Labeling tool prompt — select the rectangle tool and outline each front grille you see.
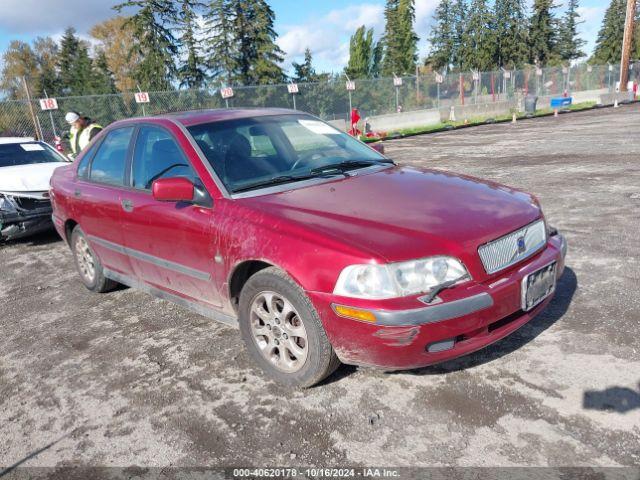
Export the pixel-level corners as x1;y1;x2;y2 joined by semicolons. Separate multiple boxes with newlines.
14;197;51;211
478;220;546;274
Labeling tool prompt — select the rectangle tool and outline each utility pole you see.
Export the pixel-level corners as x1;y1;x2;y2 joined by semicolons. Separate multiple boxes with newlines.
619;0;637;92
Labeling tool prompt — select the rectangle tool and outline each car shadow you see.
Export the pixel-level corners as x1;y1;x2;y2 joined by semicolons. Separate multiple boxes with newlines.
316;364;358;387
1;229;62;247
395;266;578;376
583;384;640;413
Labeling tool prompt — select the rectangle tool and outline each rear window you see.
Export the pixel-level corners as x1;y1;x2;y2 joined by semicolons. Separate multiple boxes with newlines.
0;142;64;167
88;127;134;186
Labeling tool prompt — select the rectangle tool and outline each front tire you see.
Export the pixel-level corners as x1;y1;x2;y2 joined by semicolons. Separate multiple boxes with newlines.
238;267;340;388
71;226;117;293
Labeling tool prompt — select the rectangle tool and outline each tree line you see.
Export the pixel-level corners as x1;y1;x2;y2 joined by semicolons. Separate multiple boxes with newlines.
0;0;637;101
426;0;640;73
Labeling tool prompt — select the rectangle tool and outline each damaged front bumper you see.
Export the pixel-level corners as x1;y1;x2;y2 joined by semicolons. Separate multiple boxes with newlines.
0;192;54;241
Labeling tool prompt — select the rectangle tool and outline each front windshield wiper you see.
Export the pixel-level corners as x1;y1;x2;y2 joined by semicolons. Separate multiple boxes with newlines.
232;172;342;194
310;159;394;175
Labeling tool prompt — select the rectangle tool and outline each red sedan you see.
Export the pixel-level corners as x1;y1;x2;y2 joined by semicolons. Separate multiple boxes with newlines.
50;109;567;387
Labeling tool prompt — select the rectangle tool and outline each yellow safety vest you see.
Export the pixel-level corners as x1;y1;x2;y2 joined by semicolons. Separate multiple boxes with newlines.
70;123;103;156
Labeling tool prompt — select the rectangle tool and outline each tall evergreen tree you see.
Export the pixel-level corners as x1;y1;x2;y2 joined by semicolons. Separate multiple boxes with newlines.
382;0;418;75
57;27;81;93
346;26;375;79
292;48;317;83
57;29;95;95
557;0;586;62
494;0;529;69
91;50;118;94
370;40;384;77
204;0;237;85
528;0;560;66
459;0;496;71
591;0;626;64
114;0;179;90
71;43;96;95
427;0;455;71
451;0;467;67
233;0;285;85
178;0;206;88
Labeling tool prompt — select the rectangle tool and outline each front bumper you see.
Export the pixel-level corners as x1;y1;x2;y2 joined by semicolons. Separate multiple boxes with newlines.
0;197;54;241
309;234;567;369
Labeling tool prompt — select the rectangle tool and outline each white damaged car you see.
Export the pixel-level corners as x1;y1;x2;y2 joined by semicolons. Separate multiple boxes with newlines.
0;137;69;241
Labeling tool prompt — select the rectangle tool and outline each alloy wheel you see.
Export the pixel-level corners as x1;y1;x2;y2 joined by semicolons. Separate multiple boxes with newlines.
249;291;309;373
75;235;96;284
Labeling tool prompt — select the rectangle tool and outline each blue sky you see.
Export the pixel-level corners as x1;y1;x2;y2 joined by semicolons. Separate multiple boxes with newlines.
0;0;608;74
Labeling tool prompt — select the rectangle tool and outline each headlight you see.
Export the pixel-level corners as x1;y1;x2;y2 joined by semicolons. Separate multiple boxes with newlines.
0;195;18;213
333;256;469;299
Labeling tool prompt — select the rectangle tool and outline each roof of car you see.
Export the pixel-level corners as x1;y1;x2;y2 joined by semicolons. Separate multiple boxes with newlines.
0;137;36;144
159;108;300;127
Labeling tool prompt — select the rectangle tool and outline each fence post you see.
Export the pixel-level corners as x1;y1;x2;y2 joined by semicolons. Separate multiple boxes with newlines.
491;73;495;103
415;65;420;105
22;76;42;141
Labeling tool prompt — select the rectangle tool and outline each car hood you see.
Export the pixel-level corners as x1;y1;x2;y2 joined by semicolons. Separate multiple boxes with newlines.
0;162;67;196
239;166;542;263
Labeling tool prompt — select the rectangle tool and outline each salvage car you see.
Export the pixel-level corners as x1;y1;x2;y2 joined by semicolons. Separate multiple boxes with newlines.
0;137;69;241
49;109;567;387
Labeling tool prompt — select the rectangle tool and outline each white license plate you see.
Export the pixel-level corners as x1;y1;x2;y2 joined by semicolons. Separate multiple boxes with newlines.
521;262;557;311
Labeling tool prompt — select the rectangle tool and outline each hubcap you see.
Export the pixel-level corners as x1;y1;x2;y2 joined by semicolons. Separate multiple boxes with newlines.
249;291;309;373
75;235;96;283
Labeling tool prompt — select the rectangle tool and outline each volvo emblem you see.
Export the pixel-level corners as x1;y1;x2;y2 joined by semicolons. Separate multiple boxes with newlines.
517;236;526;254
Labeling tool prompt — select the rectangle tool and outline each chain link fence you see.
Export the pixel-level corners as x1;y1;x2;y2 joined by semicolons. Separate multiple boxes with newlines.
0;63;631;145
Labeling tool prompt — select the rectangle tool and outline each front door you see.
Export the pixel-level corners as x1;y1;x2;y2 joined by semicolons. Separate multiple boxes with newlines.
119;125;221;306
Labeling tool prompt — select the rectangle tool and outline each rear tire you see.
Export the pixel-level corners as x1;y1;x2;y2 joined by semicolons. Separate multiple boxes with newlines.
71;226;117;293
238;267;340;388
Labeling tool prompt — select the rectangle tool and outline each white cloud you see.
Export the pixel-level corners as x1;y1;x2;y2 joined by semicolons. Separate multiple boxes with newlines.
415;0;440;59
277;0;442;73
577;6;606;56
277;3;384;73
0;0;125;35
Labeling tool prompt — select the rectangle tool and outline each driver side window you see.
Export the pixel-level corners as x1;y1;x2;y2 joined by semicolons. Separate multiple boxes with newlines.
131;126;196;190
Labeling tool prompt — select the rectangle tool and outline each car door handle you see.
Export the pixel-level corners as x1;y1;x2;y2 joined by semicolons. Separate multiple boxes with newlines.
121;199;134;212
74;189;81;197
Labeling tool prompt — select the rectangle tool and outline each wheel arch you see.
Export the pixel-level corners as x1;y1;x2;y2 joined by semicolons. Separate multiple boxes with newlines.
228;259;310;314
64;219;78;246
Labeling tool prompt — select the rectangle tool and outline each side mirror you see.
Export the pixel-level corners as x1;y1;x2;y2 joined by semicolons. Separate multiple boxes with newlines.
152;177;194;202
370;142;385;154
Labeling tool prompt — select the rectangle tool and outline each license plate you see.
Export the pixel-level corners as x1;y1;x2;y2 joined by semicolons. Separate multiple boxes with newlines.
521;262;557;311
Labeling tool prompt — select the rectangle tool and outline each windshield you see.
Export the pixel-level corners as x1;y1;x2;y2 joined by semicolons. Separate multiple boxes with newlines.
187;114;390;193
0;142;65;168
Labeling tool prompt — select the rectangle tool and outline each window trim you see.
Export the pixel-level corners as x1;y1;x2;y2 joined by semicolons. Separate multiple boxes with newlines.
128;122;200;194
85;125;137;188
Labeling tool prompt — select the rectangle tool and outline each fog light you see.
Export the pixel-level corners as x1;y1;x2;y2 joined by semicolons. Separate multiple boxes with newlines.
333;305;377;323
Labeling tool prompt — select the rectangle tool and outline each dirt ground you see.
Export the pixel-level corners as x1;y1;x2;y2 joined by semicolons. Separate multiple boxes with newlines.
1;105;639;471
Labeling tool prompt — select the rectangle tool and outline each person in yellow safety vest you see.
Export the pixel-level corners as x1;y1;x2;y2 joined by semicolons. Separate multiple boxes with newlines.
65;111;103;159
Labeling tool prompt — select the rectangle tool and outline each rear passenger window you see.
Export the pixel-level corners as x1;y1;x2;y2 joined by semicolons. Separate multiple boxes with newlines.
77;141;100;178
131;126;196;190
89;127;134;186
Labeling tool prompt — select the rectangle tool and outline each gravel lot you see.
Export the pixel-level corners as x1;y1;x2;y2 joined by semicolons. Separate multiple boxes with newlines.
1;105;639;471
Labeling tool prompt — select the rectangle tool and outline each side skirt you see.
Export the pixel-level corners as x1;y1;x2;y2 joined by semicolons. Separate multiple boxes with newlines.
103;267;239;328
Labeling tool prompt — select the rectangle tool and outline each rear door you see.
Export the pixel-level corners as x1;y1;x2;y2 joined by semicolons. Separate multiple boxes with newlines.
74;126;136;276
119;125;221;306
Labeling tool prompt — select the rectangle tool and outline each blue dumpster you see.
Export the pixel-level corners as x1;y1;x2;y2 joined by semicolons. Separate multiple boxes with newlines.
550;97;573;109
